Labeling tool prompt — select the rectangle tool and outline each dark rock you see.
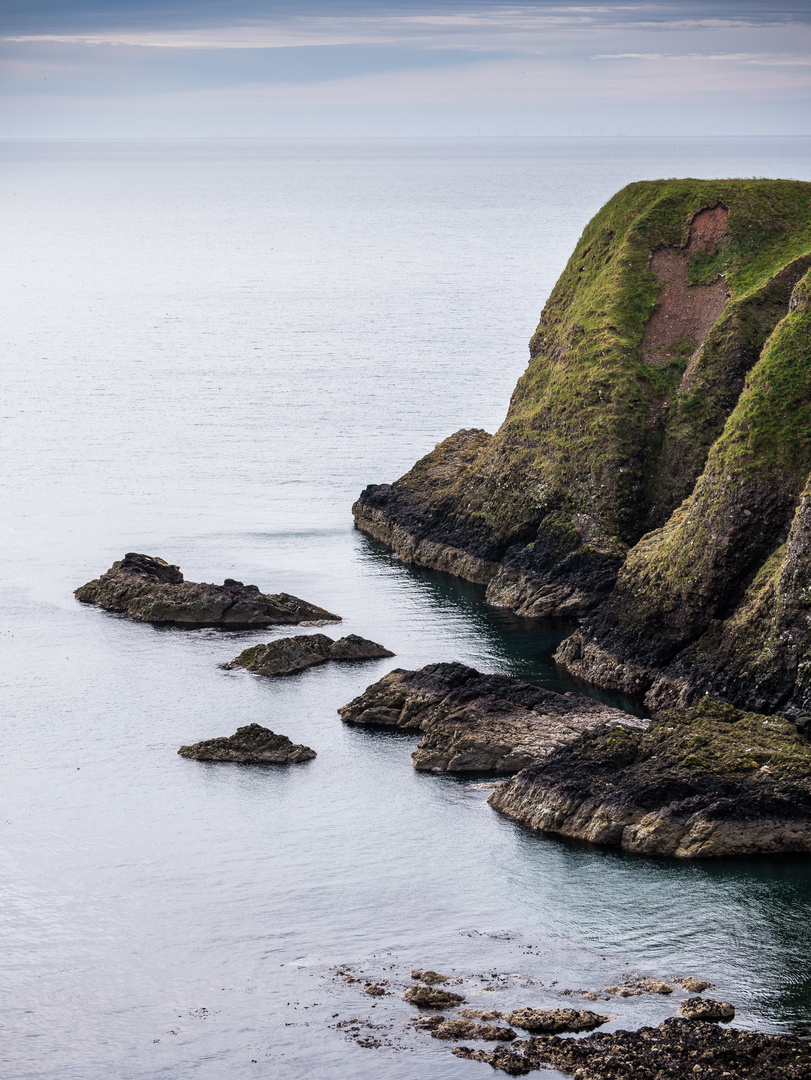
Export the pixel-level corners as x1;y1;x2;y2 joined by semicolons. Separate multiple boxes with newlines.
224;633;393;676
452;1016;811;1078
679;997;735;1022
674;977;711;994
506;1008;609;1034
178;724;316;764
339;662;644;775
75;554;340;628
488;699;811;856
411;969;448;984
403;985;465;1008
430;1018;516;1042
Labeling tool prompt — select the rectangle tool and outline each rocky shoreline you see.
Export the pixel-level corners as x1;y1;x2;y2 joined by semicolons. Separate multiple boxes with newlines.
75;552;340;628
339;662;645;774
488;699;811;856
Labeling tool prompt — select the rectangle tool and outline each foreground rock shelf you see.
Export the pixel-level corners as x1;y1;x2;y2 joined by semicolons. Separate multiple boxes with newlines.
75;552;340;628
452;1016;811;1078
489;699;811;857
224;633;393;676
339;662;646;774
178;723;316;764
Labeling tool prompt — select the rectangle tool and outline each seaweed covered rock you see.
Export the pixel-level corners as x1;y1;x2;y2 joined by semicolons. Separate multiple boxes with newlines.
506;1008;609;1034
75;553;340;628
428;1017;516;1042
224;633;393;676
353;180;811;715
338;662;644;775
488;699;811;857
679;997;735;1022
178;724;316;764
452;1016;811;1078
403;984;465;1008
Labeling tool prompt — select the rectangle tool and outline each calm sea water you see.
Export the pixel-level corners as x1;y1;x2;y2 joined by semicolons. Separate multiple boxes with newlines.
3;138;811;1079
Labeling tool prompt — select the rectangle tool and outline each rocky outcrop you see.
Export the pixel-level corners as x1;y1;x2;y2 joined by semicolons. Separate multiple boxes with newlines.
338;662;645;775
178;724;316;764
452;1016;811;1078
488;699;811;857
679;998;735;1022
223;633;393;676
422;1016;516;1042
404;985;465;1008
352;180;811;715
506;1009;609;1034
75;553;340;628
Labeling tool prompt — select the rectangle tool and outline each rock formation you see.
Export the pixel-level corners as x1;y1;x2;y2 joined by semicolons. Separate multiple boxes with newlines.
488;699;811;856
178;724;316;764
452;1016;811;1078
75;553;340;628
505;1008;609;1034
352;180;811;717
338;662;645;774
224;633;393;676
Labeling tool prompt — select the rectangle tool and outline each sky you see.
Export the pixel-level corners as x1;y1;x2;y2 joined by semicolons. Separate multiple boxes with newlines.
2;1;810;137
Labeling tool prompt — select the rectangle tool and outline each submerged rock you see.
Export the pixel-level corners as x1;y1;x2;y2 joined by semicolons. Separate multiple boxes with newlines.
506;1008;609;1034
411;969;448;985
488;699;811;856
452;1015;811;1078
75;553;340;628
178;724;316;764
224;633;393;676
339;662;645;775
674;976;711;994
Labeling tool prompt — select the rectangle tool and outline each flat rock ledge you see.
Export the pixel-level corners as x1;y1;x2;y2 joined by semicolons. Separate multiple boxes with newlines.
223;633;393;676
75;552;340;628
452;1016;811;1078
178;724;316;764
338;662;645;775
489;698;811;857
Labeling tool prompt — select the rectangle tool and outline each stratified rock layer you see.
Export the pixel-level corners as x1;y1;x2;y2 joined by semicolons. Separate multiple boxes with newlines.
452;1016;811;1078
224;633;393;676
75;553;340;628
338;662;645;775
178;724;316;764
488;699;811;856
352;180;811;716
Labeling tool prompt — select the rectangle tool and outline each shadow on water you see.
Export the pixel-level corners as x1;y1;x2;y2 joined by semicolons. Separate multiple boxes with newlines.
358;534;648;717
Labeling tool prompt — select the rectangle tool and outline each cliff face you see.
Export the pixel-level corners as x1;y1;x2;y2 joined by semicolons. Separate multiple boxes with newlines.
354;179;811;715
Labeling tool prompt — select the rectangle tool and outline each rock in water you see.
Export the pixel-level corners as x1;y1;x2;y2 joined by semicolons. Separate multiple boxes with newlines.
403;985;465;1008
224;633;393;676
339;662;645;775
506;1009;609;1034
453;1016;811;1078
488;699;811;857
351;180;811;719
178;724;316;764
679;998;735;1022
75;553;340;628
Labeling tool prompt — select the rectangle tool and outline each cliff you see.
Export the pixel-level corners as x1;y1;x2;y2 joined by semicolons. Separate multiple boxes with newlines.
353;180;811;715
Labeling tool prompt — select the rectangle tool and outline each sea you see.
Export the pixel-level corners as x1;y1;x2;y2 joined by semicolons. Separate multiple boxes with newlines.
3;137;811;1079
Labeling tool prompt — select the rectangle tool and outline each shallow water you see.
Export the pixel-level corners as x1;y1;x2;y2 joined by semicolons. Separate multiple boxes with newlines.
3;138;811;1078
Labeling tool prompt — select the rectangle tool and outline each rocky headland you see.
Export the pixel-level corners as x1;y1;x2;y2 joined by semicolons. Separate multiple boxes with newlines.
488;698;811;856
224;633;393;676
352;179;811;719
339;662;645;774
178;723;316;764
75;552;340;628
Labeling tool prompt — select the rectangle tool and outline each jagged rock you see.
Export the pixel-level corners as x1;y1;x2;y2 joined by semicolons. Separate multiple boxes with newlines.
460;1009;504;1020
339;662;644;775
223;633;393;676
75;553;340;628
411;969;448;984
178;724;316;764
352;180;811;716
430;1018;516;1041
403;985;465;1008
489;699;811;856
506;1008;609;1034
679;997;735;1022
674;976;711;993
452;1016;811;1078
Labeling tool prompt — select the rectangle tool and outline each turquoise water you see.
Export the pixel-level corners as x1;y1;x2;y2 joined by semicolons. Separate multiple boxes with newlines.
3;138;811;1078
